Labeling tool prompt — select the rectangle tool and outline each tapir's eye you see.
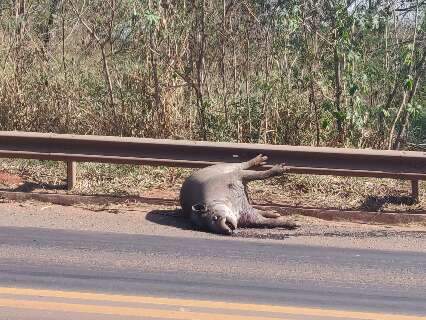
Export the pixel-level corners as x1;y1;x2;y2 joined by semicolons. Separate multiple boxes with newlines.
212;215;218;221
192;203;207;213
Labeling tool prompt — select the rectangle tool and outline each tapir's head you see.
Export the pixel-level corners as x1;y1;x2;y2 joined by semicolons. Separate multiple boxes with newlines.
190;202;238;235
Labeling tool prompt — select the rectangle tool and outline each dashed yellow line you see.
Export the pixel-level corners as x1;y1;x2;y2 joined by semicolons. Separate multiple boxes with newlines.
0;298;287;320
0;287;424;320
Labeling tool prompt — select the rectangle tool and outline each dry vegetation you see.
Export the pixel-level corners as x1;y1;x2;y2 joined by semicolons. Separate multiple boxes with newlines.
0;0;424;147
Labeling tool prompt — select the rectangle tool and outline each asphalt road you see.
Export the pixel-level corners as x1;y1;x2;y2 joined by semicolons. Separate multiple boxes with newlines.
0;226;425;319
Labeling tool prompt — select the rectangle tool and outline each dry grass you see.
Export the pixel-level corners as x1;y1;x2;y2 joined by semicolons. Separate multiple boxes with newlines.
0;158;424;213
0;159;188;195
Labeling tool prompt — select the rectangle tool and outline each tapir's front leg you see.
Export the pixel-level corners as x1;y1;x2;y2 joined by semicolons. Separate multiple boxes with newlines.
258;210;281;218
240;163;289;182
240;209;298;230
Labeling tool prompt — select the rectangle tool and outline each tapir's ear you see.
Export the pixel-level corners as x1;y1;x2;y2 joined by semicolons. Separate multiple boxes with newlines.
192;203;207;213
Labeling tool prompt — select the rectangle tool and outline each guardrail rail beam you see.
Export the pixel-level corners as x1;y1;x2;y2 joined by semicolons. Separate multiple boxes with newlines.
0;132;425;199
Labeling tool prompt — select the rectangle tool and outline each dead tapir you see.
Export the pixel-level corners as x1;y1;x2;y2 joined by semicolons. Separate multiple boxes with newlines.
180;154;298;235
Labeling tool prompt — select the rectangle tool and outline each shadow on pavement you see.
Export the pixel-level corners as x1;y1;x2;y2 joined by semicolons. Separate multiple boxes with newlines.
359;195;416;212
9;181;66;192
145;209;293;240
145;209;194;231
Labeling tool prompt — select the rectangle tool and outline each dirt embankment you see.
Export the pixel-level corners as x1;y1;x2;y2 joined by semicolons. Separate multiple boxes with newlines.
1;159;425;234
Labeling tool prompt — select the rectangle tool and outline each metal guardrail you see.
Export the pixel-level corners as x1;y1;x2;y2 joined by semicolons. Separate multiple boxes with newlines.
0;131;424;198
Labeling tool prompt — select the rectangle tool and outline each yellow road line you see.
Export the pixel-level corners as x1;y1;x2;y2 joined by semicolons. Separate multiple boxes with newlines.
0;298;288;320
0;287;424;320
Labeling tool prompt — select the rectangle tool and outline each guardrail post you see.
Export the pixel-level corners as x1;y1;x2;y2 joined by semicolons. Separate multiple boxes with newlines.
411;180;419;203
66;161;76;190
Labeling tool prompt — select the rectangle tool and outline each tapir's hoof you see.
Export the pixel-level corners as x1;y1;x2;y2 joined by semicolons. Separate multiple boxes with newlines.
253;154;268;166
271;163;290;174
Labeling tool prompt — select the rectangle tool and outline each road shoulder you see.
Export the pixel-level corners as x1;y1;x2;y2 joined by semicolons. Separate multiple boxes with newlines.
0;200;425;252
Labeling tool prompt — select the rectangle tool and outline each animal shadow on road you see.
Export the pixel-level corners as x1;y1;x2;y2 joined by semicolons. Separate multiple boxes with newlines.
146;209;194;231
146;209;292;240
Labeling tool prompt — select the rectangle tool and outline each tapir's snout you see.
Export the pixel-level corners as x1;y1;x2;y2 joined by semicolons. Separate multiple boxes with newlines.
190;202;238;235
